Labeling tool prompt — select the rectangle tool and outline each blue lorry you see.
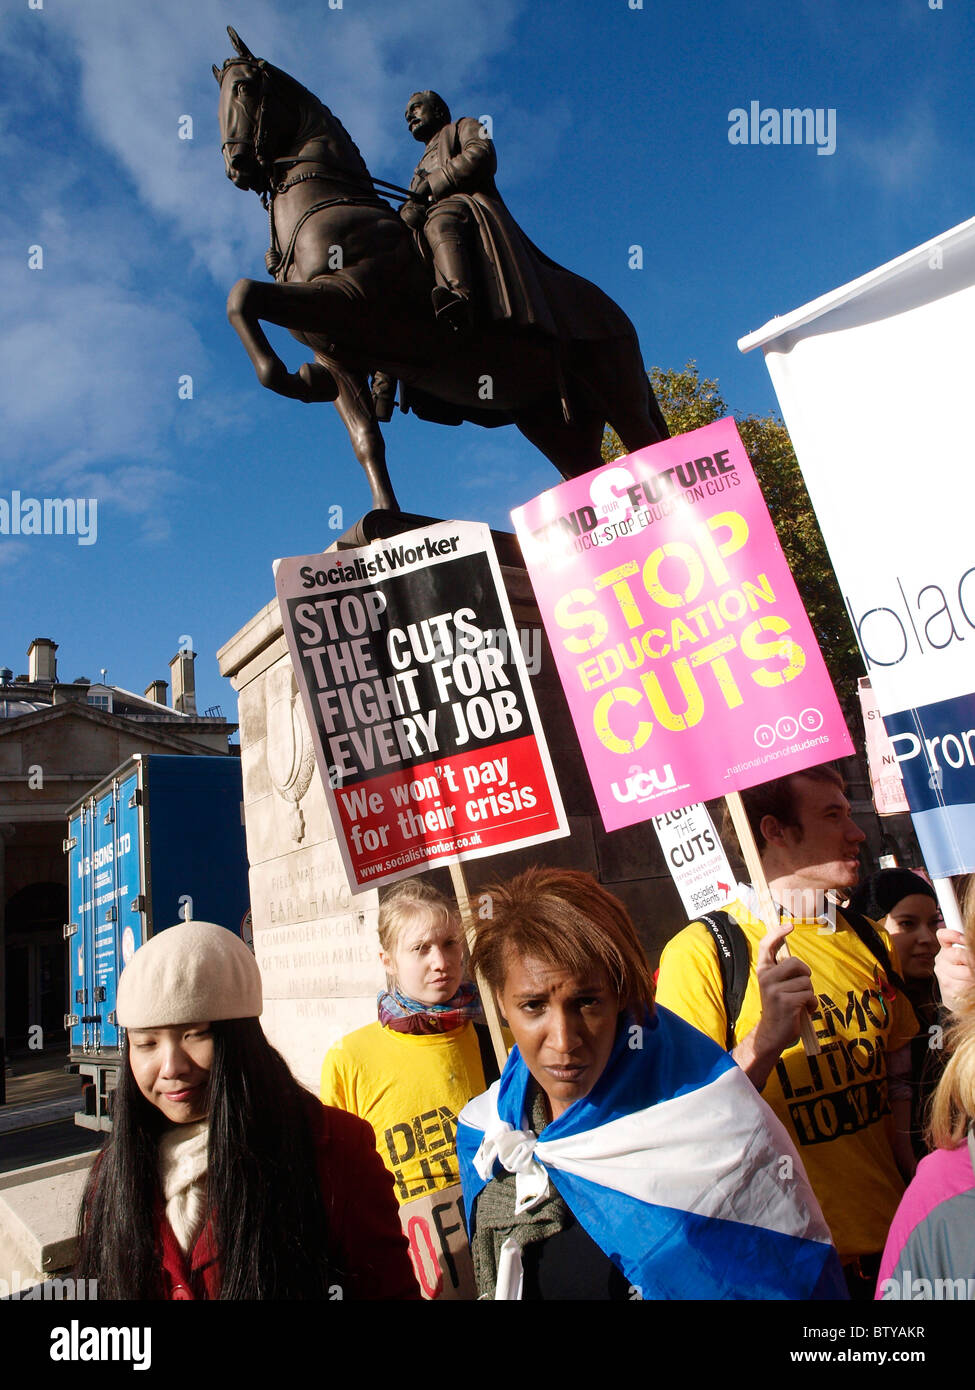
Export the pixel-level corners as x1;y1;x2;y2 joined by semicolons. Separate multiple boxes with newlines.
64;754;251;1130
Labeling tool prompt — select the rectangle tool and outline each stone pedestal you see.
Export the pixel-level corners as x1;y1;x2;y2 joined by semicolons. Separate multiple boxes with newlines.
218;597;383;1091
218;538;682;1092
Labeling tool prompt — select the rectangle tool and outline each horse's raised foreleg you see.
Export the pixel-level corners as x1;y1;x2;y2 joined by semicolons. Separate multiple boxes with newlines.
226;277;343;402
228;279;401;510
327;360;400;512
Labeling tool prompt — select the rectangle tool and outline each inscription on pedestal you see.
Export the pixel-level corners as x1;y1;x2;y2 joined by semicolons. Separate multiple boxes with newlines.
250;847;384;998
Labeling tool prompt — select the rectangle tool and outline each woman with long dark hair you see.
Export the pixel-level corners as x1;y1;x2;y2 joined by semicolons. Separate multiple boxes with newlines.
75;919;419;1300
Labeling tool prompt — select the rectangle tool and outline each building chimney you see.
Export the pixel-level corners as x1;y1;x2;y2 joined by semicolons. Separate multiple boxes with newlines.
144;679;168;705
169;649;197;715
28;638;58;684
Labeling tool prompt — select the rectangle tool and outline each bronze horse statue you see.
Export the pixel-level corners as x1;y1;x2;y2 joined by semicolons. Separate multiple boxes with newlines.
215;28;669;512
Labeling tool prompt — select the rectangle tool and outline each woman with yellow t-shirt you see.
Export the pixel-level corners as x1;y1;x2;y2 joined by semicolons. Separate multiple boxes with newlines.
321;879;498;1299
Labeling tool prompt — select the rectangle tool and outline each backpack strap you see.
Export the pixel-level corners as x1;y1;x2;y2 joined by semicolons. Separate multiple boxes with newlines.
697;911;750;1052
840;906;911;996
698;904;914;1055
839;905;918;1020
474;1021;502;1087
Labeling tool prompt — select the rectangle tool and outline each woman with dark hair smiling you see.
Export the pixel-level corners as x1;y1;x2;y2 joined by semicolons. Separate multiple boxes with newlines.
75;919;419;1300
457;867;847;1301
849;868;944;1163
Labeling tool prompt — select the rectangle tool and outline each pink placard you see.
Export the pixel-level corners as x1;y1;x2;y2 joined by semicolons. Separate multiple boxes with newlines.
512;419;853;830
857;677;910;817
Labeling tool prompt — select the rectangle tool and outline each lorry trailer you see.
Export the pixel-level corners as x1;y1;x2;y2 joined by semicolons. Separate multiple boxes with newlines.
64;754;250;1129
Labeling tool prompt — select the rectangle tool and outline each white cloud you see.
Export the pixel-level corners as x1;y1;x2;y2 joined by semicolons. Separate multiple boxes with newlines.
0;236;223;543
2;0;566;541
49;0;526;283
0;540;30;569
845;106;938;192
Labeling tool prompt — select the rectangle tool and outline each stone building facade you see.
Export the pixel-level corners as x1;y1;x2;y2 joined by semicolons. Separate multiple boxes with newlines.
0;638;237;1065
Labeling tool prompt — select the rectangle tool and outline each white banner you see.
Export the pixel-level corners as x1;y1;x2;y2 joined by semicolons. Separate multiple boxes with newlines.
739;217;975;716
740;218;975;875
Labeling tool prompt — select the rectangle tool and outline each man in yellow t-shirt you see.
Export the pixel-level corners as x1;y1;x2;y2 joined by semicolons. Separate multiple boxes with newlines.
656;765;917;1292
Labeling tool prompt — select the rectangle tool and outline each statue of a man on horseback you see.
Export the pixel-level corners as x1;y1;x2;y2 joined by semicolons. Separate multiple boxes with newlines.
215;27;669;516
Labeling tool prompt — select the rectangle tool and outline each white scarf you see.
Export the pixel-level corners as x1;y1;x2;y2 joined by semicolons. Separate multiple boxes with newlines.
158;1120;209;1254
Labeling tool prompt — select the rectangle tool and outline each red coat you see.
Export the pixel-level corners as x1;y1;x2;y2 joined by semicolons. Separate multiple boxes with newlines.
157;1099;420;1300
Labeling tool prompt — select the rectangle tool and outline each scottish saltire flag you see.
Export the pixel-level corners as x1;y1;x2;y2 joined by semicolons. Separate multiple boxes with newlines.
457;1007;846;1300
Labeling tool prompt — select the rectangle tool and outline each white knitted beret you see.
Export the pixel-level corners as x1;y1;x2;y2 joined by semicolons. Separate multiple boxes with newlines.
116;920;262;1028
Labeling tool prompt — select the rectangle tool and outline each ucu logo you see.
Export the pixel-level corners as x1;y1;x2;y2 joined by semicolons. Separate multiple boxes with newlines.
610;763;677;803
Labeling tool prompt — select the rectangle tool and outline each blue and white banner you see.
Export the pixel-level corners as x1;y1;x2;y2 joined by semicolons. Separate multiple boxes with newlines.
457;1007;845;1300
740;215;975;875
884;691;975;878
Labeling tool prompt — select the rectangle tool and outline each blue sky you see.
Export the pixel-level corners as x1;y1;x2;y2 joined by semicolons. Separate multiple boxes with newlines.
1;0;969;720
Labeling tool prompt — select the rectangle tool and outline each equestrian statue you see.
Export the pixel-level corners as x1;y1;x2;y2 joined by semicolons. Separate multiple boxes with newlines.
215;27;669;513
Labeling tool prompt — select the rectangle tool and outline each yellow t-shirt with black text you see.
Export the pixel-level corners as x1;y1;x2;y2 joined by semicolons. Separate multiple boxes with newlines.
321;1021;487;1205
656;898;918;1260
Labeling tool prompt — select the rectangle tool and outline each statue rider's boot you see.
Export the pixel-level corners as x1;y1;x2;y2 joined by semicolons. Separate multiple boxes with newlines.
431;240;474;335
431;286;473;334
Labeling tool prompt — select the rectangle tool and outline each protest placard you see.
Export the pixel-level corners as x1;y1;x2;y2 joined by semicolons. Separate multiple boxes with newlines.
858;677;909;817
399;1185;476;1302
740;216;975;876
651;803;735;919
512;418;852;831
274;521;568;891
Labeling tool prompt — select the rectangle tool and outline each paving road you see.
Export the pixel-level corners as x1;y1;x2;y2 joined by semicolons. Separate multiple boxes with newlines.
0;1118;101;1175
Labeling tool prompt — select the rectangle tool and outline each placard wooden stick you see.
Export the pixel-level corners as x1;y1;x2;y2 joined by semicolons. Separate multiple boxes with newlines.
724;791;820;1057
449;860;509;1070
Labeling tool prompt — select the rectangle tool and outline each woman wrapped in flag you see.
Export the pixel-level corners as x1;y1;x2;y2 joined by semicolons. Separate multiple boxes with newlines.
457;867;847;1300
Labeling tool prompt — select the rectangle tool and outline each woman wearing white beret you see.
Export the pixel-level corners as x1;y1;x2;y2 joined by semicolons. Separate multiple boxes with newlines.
75;919;420;1300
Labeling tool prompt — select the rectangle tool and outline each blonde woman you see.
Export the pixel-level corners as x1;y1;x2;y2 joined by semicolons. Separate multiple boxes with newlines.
321;879;498;1298
876;877;975;1299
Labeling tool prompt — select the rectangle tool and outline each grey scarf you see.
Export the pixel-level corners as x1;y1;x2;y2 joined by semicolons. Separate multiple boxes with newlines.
470;1084;572;1299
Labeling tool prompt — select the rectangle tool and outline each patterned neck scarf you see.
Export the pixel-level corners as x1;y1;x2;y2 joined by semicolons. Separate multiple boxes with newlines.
158;1119;209;1254
378;981;482;1035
